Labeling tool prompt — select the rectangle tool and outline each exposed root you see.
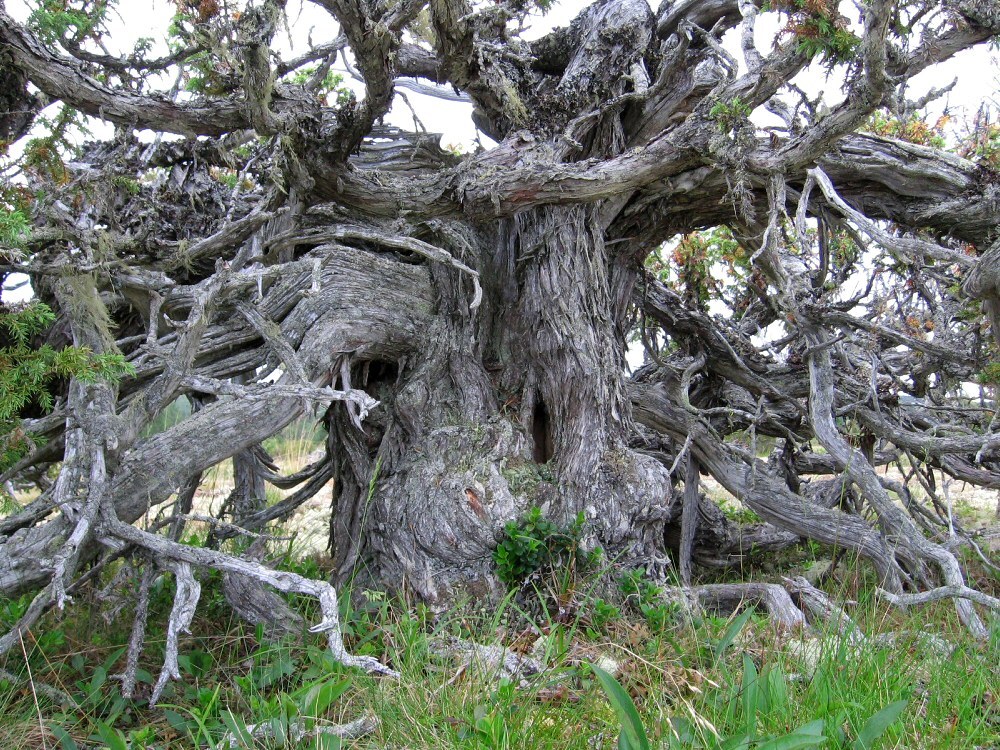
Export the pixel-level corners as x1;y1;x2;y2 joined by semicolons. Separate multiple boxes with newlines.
102;513;400;696
0;667;74;707
114;566;154;701
657;577;868;646
223;712;379;748
782;576;865;646
221;538;305;641
150;562;201;705
876;584;1000;612
0;583;58;658
689;583;806;630
428;636;546;688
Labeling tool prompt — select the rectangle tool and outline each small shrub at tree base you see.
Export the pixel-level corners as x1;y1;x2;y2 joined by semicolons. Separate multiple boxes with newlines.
618;568;682;632
493;507;589;586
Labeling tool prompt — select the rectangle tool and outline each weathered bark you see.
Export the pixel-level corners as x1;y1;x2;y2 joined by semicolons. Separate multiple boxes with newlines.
306;0;676;602
322;206;672;603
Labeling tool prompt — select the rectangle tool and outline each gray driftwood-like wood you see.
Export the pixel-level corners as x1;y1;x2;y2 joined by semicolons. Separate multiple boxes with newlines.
1;0;999;678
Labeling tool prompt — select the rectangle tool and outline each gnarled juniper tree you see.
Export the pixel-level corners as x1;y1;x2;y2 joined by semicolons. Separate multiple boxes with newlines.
1;0;1000;689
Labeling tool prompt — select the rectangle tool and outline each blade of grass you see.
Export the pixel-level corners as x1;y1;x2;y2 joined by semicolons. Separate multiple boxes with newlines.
590;663;650;750
852;700;907;750
714;609;754;665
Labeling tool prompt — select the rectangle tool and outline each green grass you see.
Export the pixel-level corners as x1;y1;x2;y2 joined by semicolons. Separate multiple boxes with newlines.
263;419;326;471
0;552;996;750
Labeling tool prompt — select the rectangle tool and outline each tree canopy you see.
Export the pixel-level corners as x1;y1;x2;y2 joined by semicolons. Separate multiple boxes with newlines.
1;0;1000;697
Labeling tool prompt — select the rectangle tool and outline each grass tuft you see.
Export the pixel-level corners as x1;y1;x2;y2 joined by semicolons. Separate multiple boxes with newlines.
0;552;996;749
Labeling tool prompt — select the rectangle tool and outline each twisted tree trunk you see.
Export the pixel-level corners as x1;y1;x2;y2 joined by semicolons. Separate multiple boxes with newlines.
326;205;672;602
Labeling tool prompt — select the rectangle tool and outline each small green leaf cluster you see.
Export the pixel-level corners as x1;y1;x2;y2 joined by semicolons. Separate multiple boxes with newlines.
165;7;236;97
828;227;861;270
21;106;86;185
865;110;948;148
793;18;860;64
456;681;517;748
182;51;235;96
286;66;354;106
655;225;745;310
763;0;860;66
719;498;762;525
952;295;982;324
587;597;622;631
493;507;588;586
709;97;752;134
959;109;1000;170
111;175;141;195
0;184;34;250
977;361;1000;386
209;166;242;189
618;568;681;632
24;136;70;184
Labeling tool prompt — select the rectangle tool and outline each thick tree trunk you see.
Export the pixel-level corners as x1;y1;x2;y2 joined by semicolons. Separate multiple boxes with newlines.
317;0;675;603
326;208;672;604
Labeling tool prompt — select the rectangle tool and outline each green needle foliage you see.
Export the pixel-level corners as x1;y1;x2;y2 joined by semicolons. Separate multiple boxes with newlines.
27;0;113;46
0;300;133;480
0;209;30;247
